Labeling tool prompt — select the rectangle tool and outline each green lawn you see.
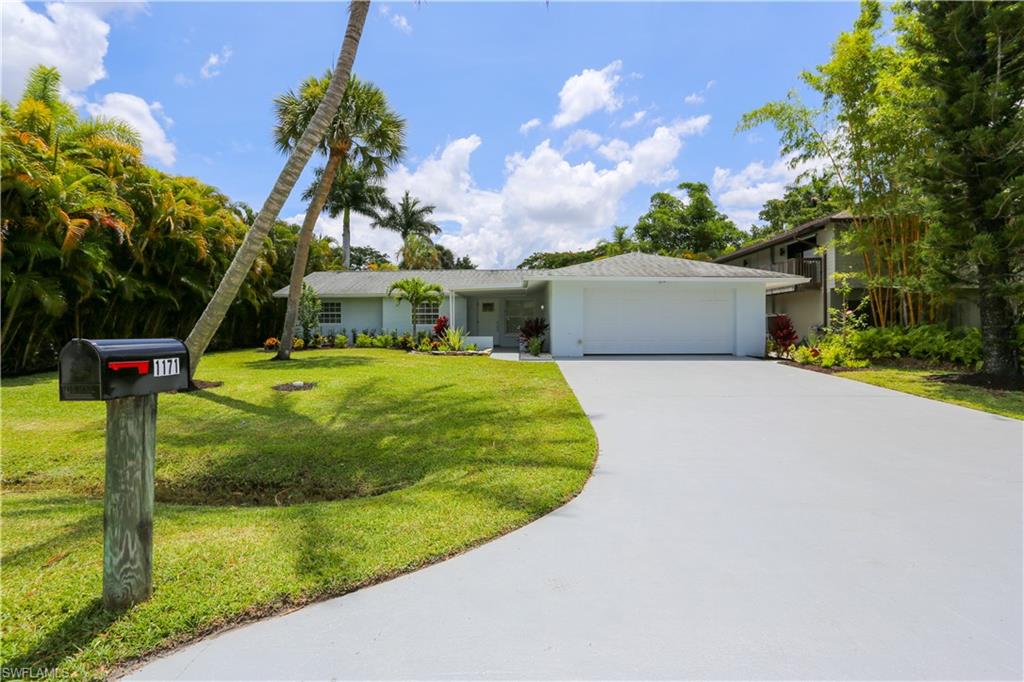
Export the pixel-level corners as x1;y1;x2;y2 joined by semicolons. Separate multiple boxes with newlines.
0;349;597;677
839;367;1024;420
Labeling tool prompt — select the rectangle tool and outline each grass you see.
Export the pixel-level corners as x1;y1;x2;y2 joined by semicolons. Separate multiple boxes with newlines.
0;348;597;677
837;366;1024;420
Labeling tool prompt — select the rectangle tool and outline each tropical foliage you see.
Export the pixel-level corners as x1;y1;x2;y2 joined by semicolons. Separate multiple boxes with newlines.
0;67;293;374
385;276;444;331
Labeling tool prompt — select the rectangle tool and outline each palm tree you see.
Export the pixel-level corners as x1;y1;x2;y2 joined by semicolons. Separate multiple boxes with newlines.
373;191;441;240
398;234;442;269
273;74;405;360
386;276;444;332
304;163;389;265
185;1;371;374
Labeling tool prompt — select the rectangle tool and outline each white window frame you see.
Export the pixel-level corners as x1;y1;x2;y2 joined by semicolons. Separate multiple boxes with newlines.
414;301;440;325
319;301;343;325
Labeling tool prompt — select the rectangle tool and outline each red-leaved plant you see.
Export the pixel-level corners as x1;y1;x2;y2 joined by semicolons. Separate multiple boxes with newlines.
433;315;449;337
769;314;799;356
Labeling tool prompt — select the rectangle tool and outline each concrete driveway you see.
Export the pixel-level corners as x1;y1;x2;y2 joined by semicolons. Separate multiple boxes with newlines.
133;358;1022;680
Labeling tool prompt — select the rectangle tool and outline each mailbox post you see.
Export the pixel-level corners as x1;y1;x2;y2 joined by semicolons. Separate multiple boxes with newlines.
59;338;189;610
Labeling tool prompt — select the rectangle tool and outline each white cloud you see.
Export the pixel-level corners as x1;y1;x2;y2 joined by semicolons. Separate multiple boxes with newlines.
390;14;412;34
519;118;541;135
684;79;716;106
1;1;110;101
86;93;177;166
711;153;824;227
621;110;647;128
173;73;193;87
326;115;710;268
552;60;623;129
562;129;602;152
200;46;233;79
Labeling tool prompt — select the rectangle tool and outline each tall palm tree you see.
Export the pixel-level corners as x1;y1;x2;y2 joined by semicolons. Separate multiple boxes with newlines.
386;276;444;332
273;74;405;360
185;0;371;374
303;163;389;265
373;191;441;240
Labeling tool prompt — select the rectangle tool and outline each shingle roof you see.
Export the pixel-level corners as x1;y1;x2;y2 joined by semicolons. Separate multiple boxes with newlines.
533;251;794;279
273;269;528;297
714;211;855;263
274;252;801;298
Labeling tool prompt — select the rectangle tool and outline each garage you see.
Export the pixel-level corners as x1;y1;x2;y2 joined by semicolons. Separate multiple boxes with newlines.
582;284;735;354
539;252;807;358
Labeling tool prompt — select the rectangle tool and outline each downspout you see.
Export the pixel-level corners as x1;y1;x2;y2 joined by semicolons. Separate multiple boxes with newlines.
450;291;455;329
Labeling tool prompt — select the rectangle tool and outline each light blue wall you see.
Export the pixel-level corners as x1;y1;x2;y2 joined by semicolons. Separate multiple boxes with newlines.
317;297;383;336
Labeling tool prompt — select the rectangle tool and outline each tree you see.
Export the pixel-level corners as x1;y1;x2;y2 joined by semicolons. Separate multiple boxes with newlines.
517;248;602;270
435;244;477;269
633;182;745;257
274;72;405;360
597;225;636;256
348;245;391;270
907;1;1023;377
373;191;441;240
738;1;932;327
309;162;389;261
296;283;322;345
386;277;443;331
185;1;371;374
399;234;441;269
747;175;845;243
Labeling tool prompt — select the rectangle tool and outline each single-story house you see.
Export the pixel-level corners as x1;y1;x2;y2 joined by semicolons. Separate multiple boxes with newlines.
715;212;981;340
273;252;805;357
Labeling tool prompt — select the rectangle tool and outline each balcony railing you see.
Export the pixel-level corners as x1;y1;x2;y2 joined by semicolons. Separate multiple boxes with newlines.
770;257;822;288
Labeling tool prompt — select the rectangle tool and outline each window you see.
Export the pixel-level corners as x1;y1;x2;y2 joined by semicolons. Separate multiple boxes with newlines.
319;301;342;325
481;302;495;313
505;299;538;334
414;301;440;325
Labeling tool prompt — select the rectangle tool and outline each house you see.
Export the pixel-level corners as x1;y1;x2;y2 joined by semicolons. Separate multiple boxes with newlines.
715;211;981;340
273;252;804;357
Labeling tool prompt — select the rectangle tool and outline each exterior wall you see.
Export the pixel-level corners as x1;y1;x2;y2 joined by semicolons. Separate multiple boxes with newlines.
548;281;586;357
768;289;824;341
734;283;767;357
317;297;383;336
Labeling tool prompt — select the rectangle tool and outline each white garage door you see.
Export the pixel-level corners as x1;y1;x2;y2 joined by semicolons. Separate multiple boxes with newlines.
582;285;736;354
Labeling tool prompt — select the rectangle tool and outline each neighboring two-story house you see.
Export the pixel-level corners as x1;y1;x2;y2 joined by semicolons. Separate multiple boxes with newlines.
715;211;980;341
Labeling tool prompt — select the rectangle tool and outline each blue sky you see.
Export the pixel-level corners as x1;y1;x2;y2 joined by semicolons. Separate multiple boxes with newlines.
2;1;860;267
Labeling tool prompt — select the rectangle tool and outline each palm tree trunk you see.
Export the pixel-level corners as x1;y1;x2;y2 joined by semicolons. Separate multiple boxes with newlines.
276;149;344;359
184;0;370;376
343;206;352;268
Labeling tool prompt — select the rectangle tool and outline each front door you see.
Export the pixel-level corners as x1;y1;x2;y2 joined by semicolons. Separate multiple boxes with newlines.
478;300;498;340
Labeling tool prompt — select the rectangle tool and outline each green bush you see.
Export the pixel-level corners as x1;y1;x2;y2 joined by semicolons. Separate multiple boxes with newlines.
374;334;394;349
466;343;478;352
792;346;817;365
527;336;544;356
334;334;348;348
292;337;304;351
417;338;432;352
848;325;984;368
355;333;374;348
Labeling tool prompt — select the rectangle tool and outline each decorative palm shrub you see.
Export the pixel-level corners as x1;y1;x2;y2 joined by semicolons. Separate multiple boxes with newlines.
441;327;467;351
518;317;549;343
386;277;444;332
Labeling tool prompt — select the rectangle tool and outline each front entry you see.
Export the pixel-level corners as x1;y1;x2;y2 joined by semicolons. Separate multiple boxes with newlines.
478;300;499;340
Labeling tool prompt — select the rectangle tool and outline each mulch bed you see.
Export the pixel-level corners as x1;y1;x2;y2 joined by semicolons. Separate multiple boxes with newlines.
272;381;317;392
192;380;223;390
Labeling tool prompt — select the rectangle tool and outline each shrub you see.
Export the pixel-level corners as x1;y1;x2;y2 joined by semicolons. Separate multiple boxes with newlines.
374;334;394;349
792;345;816;365
264;337;280;351
417;338;432;352
311;333;326;348
297;283;322;344
355;333;374;348
847;325;984;368
397;333;416;351
292;337;304;351
441;327;466;352
768;315;799;357
334;334;348;348
466;343;478;352
527;336;543;356
518;317;549;342
433;316;449;337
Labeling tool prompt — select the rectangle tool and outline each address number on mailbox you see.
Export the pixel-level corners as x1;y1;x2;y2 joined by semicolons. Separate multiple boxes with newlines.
153;357;180;377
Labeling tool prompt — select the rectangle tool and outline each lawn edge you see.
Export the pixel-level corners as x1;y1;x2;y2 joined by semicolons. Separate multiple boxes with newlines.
775;360;1023;421
111;409;600;678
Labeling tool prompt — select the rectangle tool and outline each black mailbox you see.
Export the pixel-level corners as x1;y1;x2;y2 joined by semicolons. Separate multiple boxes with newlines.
59;338;190;401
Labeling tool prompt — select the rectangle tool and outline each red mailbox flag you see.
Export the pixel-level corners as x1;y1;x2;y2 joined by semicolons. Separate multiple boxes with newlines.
107;360;150;375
